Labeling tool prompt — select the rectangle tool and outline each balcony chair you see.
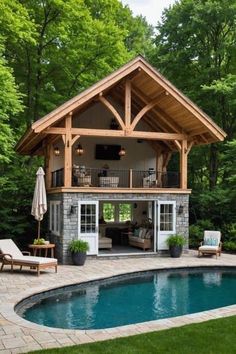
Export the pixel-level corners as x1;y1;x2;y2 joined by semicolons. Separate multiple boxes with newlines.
0;239;58;276
198;231;222;259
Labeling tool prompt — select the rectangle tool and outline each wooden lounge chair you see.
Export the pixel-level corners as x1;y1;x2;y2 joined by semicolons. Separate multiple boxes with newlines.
198;231;222;259
0;239;57;276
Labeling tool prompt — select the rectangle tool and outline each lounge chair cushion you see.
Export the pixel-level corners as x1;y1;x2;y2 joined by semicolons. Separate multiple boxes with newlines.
12;256;57;265
0;239;23;258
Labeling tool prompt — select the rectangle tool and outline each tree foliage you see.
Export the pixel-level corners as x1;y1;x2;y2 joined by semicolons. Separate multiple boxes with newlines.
150;0;236;236
0;0;153;240
0;0;235;248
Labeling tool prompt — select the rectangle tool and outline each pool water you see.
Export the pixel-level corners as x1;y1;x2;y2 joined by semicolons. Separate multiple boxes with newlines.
17;268;236;329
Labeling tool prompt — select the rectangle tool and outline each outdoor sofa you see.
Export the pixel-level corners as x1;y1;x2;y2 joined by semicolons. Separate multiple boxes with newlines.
128;228;153;251
0;239;57;276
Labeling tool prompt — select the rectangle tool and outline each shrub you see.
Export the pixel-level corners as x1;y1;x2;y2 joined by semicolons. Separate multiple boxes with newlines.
221;223;236;242
223;241;236;252
68;239;89;253
166;234;186;247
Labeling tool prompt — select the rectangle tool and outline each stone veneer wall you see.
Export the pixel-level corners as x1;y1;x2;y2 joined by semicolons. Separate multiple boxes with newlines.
48;193;189;264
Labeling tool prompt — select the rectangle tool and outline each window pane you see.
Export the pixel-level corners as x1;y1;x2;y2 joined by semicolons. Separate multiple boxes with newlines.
160;203;174;231
103;203;115;222
119;204;132;222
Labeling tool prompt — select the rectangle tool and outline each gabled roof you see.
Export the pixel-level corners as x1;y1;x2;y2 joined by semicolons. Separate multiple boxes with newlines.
16;55;226;154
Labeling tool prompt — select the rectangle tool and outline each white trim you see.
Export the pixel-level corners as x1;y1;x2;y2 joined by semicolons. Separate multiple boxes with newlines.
78;201;99;255
98;252;156;257
49;200;61;236
157;200;176;250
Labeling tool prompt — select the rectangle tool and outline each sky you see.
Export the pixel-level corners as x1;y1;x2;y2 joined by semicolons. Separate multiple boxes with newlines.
122;0;177;26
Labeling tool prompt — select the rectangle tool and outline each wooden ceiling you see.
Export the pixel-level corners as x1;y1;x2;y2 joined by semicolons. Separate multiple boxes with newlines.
16;56;226;155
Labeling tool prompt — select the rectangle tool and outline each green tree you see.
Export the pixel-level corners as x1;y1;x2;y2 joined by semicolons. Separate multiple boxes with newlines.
0;0;35;164
0;0;153;240
150;0;236;189
7;0;153;124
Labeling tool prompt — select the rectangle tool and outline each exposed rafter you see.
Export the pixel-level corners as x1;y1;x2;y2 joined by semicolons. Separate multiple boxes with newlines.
98;94;125;130
130;91;167;131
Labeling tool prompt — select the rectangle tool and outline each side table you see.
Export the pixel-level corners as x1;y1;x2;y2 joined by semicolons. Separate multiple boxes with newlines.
28;244;55;258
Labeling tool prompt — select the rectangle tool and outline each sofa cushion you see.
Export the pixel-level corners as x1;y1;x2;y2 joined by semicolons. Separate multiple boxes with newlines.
129;236;145;244
199;245;219;251
139;228;147;239
145;230;152;239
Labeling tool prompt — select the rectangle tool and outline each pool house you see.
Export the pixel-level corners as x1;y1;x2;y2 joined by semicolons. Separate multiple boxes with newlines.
16;56;226;263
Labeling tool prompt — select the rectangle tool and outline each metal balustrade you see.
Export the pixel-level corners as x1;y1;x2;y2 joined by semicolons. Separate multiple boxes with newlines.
51;167;180;189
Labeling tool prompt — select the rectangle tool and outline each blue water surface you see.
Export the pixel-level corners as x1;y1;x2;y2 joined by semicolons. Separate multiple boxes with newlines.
19;268;236;329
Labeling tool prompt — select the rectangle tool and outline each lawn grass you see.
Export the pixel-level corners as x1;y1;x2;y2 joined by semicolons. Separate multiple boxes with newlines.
30;316;236;354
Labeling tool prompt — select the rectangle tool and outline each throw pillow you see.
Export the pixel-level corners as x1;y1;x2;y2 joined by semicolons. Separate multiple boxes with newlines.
204;238;212;246
204;237;218;246
139;228;146;239
145;230;152;239
134;229;139;237
210;238;218;246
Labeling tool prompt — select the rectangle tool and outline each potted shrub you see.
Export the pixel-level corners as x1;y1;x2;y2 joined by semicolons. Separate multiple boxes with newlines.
69;239;89;265
166;234;186;258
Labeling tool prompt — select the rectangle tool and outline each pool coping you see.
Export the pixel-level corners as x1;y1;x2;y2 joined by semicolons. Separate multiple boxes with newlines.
0;253;236;352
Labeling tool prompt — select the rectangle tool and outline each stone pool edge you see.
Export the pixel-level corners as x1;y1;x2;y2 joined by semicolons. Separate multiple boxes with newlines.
11;265;236;335
1;255;236;352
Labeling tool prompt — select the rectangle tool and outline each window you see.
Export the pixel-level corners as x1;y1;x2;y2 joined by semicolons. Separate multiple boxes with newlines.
50;201;61;235
103;203;115;222
119;203;132;222
103;202;132;223
80;204;96;233
160;203;175;232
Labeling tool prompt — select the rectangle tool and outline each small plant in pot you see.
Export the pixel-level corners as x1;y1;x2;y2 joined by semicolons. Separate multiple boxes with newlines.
68;239;89;266
166;234;186;258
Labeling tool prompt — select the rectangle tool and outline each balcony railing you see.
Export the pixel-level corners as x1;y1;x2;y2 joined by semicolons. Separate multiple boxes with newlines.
51;167;180;189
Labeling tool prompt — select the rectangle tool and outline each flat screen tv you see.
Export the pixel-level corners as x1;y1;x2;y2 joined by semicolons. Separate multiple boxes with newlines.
95;144;121;160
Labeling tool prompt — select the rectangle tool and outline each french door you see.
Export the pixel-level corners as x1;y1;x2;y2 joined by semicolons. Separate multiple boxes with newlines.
157;201;176;250
78;201;98;255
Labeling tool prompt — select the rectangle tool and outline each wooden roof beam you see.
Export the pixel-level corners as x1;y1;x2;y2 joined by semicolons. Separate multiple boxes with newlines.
125;79;131;128
131;85;184;134
109;89;176;151
98;94;125;130
44;127;186;140
130;91;167;131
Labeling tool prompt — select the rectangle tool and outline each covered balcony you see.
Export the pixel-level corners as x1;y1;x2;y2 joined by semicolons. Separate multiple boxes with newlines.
15;56;225;194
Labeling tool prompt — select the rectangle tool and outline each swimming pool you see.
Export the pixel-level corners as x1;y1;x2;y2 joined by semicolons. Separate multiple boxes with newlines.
16;267;236;330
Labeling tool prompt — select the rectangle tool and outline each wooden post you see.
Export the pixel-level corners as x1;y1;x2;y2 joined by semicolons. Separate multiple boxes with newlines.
64;113;72;187
45;143;53;189
125;79;131;128
129;169;133;188
156;153;163;187
180;140;188;189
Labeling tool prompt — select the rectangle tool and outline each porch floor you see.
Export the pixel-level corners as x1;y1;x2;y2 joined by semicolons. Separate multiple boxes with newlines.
99;245;154;255
0;251;236;353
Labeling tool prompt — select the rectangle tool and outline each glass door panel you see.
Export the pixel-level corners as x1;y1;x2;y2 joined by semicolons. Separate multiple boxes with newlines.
78;201;98;255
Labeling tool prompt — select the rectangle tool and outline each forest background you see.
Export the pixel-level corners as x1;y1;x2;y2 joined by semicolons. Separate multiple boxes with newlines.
0;0;236;250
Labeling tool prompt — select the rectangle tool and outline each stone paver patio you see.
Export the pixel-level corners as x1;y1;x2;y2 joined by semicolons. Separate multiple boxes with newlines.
0;251;236;353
